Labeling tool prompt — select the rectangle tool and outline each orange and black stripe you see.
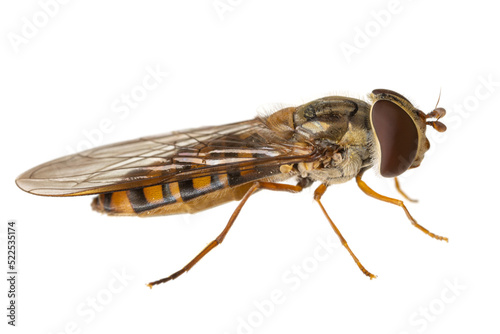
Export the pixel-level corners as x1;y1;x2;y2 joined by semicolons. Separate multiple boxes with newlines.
94;174;228;214
93;164;282;215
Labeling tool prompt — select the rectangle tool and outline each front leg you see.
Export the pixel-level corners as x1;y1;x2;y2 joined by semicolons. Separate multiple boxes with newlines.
356;171;448;242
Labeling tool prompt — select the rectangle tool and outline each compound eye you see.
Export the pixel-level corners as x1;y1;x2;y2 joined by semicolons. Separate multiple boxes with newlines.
371;100;419;177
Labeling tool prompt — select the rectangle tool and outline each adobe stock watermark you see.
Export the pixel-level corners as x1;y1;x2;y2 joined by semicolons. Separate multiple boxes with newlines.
339;0;406;64
222;234;340;334
7;0;71;54
396;73;498;182
47;268;134;334
397;277;467;333
425;73;499;157
64;64;169;155
212;0;244;20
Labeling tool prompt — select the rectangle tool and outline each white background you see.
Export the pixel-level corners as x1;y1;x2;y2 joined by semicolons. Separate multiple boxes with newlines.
1;0;499;333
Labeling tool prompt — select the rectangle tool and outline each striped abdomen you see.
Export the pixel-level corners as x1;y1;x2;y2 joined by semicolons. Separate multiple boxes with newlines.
91;167;288;216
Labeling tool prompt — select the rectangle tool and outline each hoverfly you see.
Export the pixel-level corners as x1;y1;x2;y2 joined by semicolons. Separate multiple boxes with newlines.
16;89;447;288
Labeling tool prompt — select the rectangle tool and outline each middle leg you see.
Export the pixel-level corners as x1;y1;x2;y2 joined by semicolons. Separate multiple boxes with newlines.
314;184;376;279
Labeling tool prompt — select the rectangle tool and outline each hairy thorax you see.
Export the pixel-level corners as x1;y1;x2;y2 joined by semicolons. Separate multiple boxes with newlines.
289;96;374;186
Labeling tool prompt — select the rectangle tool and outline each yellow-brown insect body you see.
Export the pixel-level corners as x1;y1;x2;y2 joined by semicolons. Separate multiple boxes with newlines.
16;89;448;286
89;96;375;216
17;89;443;217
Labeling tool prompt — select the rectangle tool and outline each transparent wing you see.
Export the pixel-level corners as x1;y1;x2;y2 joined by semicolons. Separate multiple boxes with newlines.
16;118;317;196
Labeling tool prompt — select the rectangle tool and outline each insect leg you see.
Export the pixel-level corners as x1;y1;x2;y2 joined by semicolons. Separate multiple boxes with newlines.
147;181;303;288
356;172;448;242
314;184;377;279
394;177;418;203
